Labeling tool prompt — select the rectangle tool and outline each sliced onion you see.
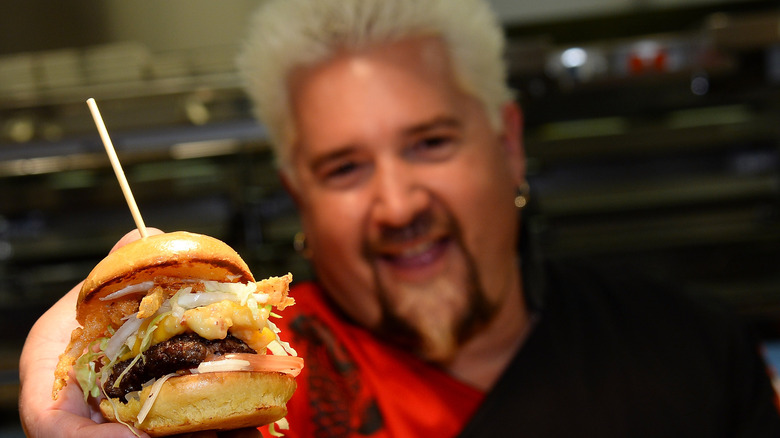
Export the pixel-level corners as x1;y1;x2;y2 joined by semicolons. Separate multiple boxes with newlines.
196;353;304;377
137;373;176;424
100;281;155;301
104;313;144;361
196;358;251;373
176;291;237;309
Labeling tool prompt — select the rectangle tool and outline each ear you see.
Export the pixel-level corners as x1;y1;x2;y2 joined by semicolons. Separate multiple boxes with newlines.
499;101;526;186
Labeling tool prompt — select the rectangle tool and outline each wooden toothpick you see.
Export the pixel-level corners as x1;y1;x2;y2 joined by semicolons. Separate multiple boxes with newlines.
86;98;148;239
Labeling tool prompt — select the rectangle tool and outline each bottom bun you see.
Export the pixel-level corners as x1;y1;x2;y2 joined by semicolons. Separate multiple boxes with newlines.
100;371;297;437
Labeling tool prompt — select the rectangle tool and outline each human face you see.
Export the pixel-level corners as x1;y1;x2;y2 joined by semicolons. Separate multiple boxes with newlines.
285;37;525;362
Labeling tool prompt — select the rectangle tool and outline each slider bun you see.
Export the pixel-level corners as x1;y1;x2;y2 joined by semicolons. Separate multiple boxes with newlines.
100;370;296;437
77;231;254;323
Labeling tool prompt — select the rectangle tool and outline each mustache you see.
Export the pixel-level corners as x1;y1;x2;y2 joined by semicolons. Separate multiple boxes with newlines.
363;209;446;259
374;210;436;247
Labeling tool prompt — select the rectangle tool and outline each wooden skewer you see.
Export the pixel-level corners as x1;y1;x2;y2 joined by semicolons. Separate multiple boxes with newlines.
86;98;148;239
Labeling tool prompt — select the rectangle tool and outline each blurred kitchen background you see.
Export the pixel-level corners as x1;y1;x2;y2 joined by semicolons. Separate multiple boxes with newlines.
2;0;780;435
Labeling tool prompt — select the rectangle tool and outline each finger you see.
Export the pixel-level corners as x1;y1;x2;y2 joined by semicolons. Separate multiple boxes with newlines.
24;410;148;438
110;227;165;252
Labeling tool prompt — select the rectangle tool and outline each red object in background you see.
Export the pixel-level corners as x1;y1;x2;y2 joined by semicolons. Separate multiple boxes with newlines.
627;44;668;74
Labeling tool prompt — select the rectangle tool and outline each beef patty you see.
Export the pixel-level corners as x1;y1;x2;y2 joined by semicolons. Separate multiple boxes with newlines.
103;332;256;400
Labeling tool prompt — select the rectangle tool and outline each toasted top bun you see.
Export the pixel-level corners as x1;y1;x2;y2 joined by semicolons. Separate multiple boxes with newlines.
77;231;254;323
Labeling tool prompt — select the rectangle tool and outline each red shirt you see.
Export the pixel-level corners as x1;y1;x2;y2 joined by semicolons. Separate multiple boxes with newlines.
262;281;484;438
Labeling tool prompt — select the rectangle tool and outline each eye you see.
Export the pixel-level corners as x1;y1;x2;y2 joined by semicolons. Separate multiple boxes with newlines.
417;136;450;149
327;161;358;178
408;135;457;161
317;158;368;189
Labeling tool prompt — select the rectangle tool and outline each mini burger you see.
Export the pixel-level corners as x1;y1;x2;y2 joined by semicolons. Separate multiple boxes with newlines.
52;231;303;437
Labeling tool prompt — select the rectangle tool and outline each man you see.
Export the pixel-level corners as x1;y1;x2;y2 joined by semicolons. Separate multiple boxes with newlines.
18;0;780;437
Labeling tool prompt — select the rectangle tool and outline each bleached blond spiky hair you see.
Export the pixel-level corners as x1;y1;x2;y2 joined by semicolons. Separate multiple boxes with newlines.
237;0;513;170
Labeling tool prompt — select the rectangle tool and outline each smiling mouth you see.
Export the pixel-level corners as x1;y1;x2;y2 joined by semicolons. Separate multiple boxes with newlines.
377;236;450;269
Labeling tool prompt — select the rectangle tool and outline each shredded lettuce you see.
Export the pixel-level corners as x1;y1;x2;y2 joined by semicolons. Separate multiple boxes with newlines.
113;310;170;389
136;373;176;424
140;311;169;353
74;337;109;400
268;417;290;437
99;375;141;437
104;313;143;361
268;422;283;437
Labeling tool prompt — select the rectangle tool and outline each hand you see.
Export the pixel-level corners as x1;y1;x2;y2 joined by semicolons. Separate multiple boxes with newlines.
18;229;162;438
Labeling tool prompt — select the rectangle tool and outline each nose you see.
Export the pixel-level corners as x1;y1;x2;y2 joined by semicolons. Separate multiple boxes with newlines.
370;159;428;228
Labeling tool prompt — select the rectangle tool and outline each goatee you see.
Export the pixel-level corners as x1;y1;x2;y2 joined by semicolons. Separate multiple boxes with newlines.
370;212;496;364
